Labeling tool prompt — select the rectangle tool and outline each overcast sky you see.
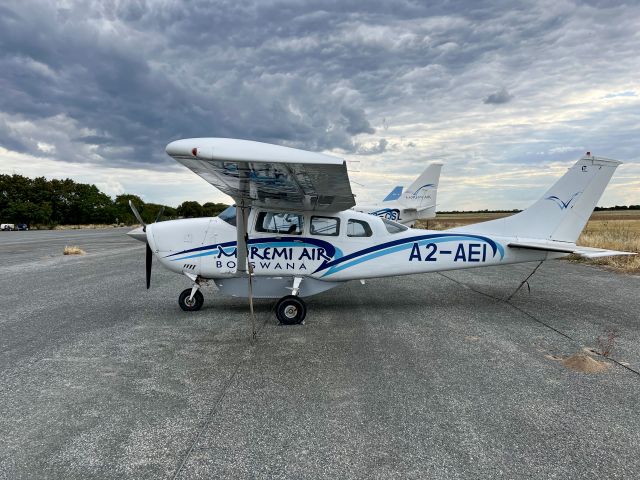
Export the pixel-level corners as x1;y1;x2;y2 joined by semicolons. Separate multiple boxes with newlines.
1;0;638;209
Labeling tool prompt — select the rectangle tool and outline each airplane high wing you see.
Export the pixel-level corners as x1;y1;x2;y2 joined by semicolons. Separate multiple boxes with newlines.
166;138;355;212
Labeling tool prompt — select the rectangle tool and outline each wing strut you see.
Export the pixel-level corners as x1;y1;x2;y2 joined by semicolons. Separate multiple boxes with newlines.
235;171;257;339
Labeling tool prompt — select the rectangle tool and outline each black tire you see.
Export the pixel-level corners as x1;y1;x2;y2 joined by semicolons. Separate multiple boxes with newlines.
179;288;204;311
275;295;307;325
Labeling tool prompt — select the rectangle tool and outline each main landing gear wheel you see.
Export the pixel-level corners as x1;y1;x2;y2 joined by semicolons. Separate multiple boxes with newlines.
179;288;204;311
276;295;307;325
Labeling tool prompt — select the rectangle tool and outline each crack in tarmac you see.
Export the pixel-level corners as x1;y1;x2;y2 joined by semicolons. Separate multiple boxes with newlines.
437;270;640;377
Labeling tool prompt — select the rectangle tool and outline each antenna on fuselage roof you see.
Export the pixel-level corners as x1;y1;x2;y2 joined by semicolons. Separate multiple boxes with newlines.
346;159;360;173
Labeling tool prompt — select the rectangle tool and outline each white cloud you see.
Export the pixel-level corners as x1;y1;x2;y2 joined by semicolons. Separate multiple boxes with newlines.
36;141;55;153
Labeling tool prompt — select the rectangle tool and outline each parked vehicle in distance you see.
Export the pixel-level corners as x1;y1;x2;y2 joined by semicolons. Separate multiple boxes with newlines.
1;223;15;231
16;224;29;231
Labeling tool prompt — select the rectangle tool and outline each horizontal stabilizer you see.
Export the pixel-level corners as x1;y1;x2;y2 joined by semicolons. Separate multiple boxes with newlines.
508;240;636;258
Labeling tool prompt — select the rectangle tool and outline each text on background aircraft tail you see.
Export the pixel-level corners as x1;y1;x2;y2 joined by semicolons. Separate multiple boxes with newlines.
457;154;622;242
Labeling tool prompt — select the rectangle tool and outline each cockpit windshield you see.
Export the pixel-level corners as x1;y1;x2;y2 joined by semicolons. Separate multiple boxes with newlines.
381;217;408;234
218;205;237;226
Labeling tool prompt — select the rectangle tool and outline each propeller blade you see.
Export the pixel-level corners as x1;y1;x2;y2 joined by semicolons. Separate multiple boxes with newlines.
154;206;165;224
129;200;146;230
146;242;152;289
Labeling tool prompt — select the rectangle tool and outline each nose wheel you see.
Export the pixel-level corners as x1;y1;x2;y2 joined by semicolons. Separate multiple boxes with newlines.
179;288;204;311
275;295;307;325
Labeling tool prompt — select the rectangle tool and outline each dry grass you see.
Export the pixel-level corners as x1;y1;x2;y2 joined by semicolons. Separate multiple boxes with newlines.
575;218;640;273
63;245;86;255
416;211;640;273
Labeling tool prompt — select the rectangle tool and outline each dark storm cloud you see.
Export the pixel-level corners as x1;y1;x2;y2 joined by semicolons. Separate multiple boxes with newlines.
483;88;513;105
0;0;527;166
0;0;639;181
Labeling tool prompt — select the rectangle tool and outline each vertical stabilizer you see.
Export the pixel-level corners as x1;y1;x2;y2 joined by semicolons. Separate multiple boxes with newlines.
383;186;403;202
403;163;443;209
456;155;622;242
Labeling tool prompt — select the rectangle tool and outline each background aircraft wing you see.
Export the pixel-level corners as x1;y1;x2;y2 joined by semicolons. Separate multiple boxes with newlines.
166;138;355;211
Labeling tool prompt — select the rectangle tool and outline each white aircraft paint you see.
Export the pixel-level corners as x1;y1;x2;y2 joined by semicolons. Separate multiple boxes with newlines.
129;139;633;323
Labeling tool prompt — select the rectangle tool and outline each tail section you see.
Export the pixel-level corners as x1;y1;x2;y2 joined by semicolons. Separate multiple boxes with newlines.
402;163;443;209
457;154;622;242
382;186;403;202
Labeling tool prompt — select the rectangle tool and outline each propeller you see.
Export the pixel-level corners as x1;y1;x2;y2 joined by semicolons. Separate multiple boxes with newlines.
145;243;152;289
128;200;153;289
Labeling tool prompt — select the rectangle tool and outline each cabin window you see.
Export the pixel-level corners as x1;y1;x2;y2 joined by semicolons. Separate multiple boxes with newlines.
347;219;372;237
255;211;304;235
382;217;408;234
218;205;237;226
310;216;340;236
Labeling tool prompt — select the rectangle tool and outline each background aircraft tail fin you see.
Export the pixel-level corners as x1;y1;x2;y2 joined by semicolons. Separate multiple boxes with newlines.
402;163;443;208
383;186;403;202
455;154;622;242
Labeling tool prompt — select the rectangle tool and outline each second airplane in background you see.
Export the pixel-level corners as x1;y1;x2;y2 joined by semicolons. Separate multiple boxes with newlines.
353;163;442;226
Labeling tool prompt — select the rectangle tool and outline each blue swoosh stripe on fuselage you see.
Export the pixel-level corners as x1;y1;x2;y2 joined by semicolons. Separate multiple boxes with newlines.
314;233;504;276
165;240;237;258
165;237;343;262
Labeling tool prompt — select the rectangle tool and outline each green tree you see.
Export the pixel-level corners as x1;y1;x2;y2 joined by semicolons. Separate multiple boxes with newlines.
114;194;145;224
177;201;203;218
202;202;228;217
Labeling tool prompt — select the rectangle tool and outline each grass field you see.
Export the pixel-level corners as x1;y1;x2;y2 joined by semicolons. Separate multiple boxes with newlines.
416;211;640;274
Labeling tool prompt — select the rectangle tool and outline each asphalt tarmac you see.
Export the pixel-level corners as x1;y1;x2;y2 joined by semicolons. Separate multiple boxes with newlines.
1;228;639;479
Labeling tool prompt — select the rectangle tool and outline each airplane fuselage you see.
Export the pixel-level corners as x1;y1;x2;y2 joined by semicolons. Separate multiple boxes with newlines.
144;208;562;298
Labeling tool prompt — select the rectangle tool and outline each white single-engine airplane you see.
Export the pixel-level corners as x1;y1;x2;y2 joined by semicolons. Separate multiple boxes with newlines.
128;138;633;325
354;163;442;226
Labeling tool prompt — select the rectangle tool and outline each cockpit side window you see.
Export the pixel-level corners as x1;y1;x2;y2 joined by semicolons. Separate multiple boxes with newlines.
347;219;372;237
382;217;408;234
310;216;340;236
255;211;304;235
218;205;237;226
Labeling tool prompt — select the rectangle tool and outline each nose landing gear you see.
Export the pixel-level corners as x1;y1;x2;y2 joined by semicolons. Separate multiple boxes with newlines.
179;273;205;311
179;288;204;311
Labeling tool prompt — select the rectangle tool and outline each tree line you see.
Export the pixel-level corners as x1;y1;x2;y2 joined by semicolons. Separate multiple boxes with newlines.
0;174;228;227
